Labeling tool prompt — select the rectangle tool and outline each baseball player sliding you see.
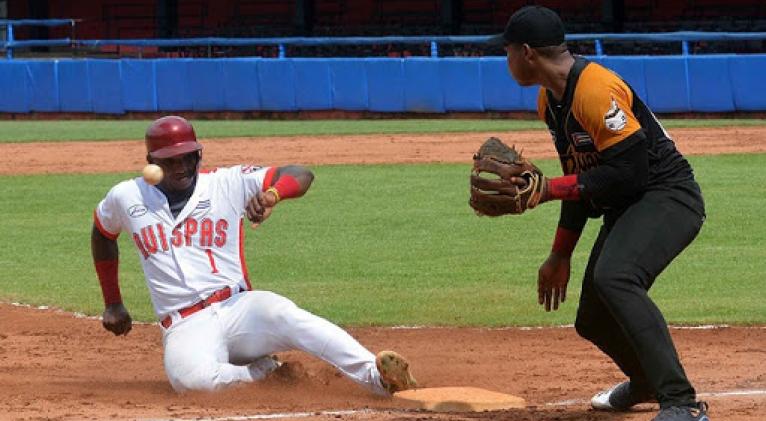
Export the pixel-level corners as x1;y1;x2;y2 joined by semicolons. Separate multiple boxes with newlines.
91;116;416;394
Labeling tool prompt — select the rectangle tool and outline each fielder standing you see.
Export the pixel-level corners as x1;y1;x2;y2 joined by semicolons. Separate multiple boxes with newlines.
480;6;709;421
91;116;416;394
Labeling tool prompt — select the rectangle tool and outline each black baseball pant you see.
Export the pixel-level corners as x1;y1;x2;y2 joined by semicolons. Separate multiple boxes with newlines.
574;180;705;409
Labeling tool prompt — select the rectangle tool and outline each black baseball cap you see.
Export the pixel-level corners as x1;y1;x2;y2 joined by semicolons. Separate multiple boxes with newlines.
488;6;566;47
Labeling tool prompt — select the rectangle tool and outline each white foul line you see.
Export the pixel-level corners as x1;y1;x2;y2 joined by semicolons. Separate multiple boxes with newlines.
9;301;766;331
152;389;766;420
145;409;373;421
699;389;766;398
545;388;766;407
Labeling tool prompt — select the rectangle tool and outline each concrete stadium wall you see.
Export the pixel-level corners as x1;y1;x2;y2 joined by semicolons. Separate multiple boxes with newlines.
0;55;764;114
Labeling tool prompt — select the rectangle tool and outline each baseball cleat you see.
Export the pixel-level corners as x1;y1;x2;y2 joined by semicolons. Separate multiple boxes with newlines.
271;360;307;383
376;350;417;394
591;381;655;411
249;355;282;380
652;402;710;421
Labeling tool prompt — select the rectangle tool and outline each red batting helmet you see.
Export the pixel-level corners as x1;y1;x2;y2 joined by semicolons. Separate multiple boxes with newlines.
145;116;203;159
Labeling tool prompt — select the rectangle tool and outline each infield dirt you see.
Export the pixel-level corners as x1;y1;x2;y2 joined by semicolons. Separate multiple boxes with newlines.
1;127;765;420
1;127;765;174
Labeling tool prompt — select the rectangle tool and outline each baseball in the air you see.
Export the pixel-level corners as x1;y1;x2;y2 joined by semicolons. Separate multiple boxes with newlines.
142;164;164;185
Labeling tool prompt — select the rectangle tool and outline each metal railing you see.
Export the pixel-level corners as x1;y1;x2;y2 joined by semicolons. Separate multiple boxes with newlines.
1;19;77;59
2;19;766;59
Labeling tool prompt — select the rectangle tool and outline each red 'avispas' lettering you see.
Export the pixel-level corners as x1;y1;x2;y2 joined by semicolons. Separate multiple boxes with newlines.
133;218;229;257
184;218;198;246
156;224;169;251
214;220;228;247
199;218;214;247
171;226;182;247
132;233;149;259
141;226;159;254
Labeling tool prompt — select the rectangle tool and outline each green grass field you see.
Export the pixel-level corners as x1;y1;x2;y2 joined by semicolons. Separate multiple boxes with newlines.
1;145;764;326
0;118;765;142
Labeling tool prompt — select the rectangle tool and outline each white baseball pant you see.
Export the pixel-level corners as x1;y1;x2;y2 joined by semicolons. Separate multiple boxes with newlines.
161;290;387;394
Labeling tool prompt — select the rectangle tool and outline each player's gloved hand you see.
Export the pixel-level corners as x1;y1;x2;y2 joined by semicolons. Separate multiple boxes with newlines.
537;252;571;312
470;137;547;216
102;303;132;336
246;190;278;228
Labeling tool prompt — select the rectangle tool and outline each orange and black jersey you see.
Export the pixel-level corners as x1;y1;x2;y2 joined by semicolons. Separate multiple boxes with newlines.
537;56;695;227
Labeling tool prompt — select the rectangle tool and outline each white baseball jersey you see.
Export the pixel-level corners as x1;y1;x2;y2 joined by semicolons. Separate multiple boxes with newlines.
94;164;388;395
94;165;271;318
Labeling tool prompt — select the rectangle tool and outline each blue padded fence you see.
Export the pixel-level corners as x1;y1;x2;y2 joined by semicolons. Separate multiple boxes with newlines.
1;55;766;113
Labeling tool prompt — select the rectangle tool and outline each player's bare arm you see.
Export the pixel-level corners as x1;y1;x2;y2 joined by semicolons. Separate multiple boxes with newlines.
246;165;314;226
538;200;589;311
91;225;132;336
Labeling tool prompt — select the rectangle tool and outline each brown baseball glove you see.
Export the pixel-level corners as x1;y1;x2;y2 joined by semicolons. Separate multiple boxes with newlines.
470;137;547;216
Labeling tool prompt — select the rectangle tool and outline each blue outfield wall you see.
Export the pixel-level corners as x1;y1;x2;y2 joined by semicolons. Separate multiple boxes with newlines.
1;55;765;113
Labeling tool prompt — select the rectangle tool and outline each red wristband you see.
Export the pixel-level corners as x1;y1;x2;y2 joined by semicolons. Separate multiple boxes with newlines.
262;167;277;192
547;175;581;201
270;174;302;200
552;226;580;257
95;260;122;305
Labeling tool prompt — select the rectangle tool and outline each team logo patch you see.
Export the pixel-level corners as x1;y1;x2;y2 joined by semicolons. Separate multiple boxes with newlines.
128;204;148;218
241;165;263;174
604;97;627;132
570;132;593;147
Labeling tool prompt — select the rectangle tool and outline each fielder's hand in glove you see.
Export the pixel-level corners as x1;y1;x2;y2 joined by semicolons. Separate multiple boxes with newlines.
470;137;549;216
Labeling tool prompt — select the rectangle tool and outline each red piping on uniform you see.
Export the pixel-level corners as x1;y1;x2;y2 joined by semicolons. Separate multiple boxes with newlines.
93;209;120;240
239;220;252;290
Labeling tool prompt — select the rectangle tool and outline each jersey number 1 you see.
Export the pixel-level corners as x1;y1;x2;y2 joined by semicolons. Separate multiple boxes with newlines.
205;249;219;274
